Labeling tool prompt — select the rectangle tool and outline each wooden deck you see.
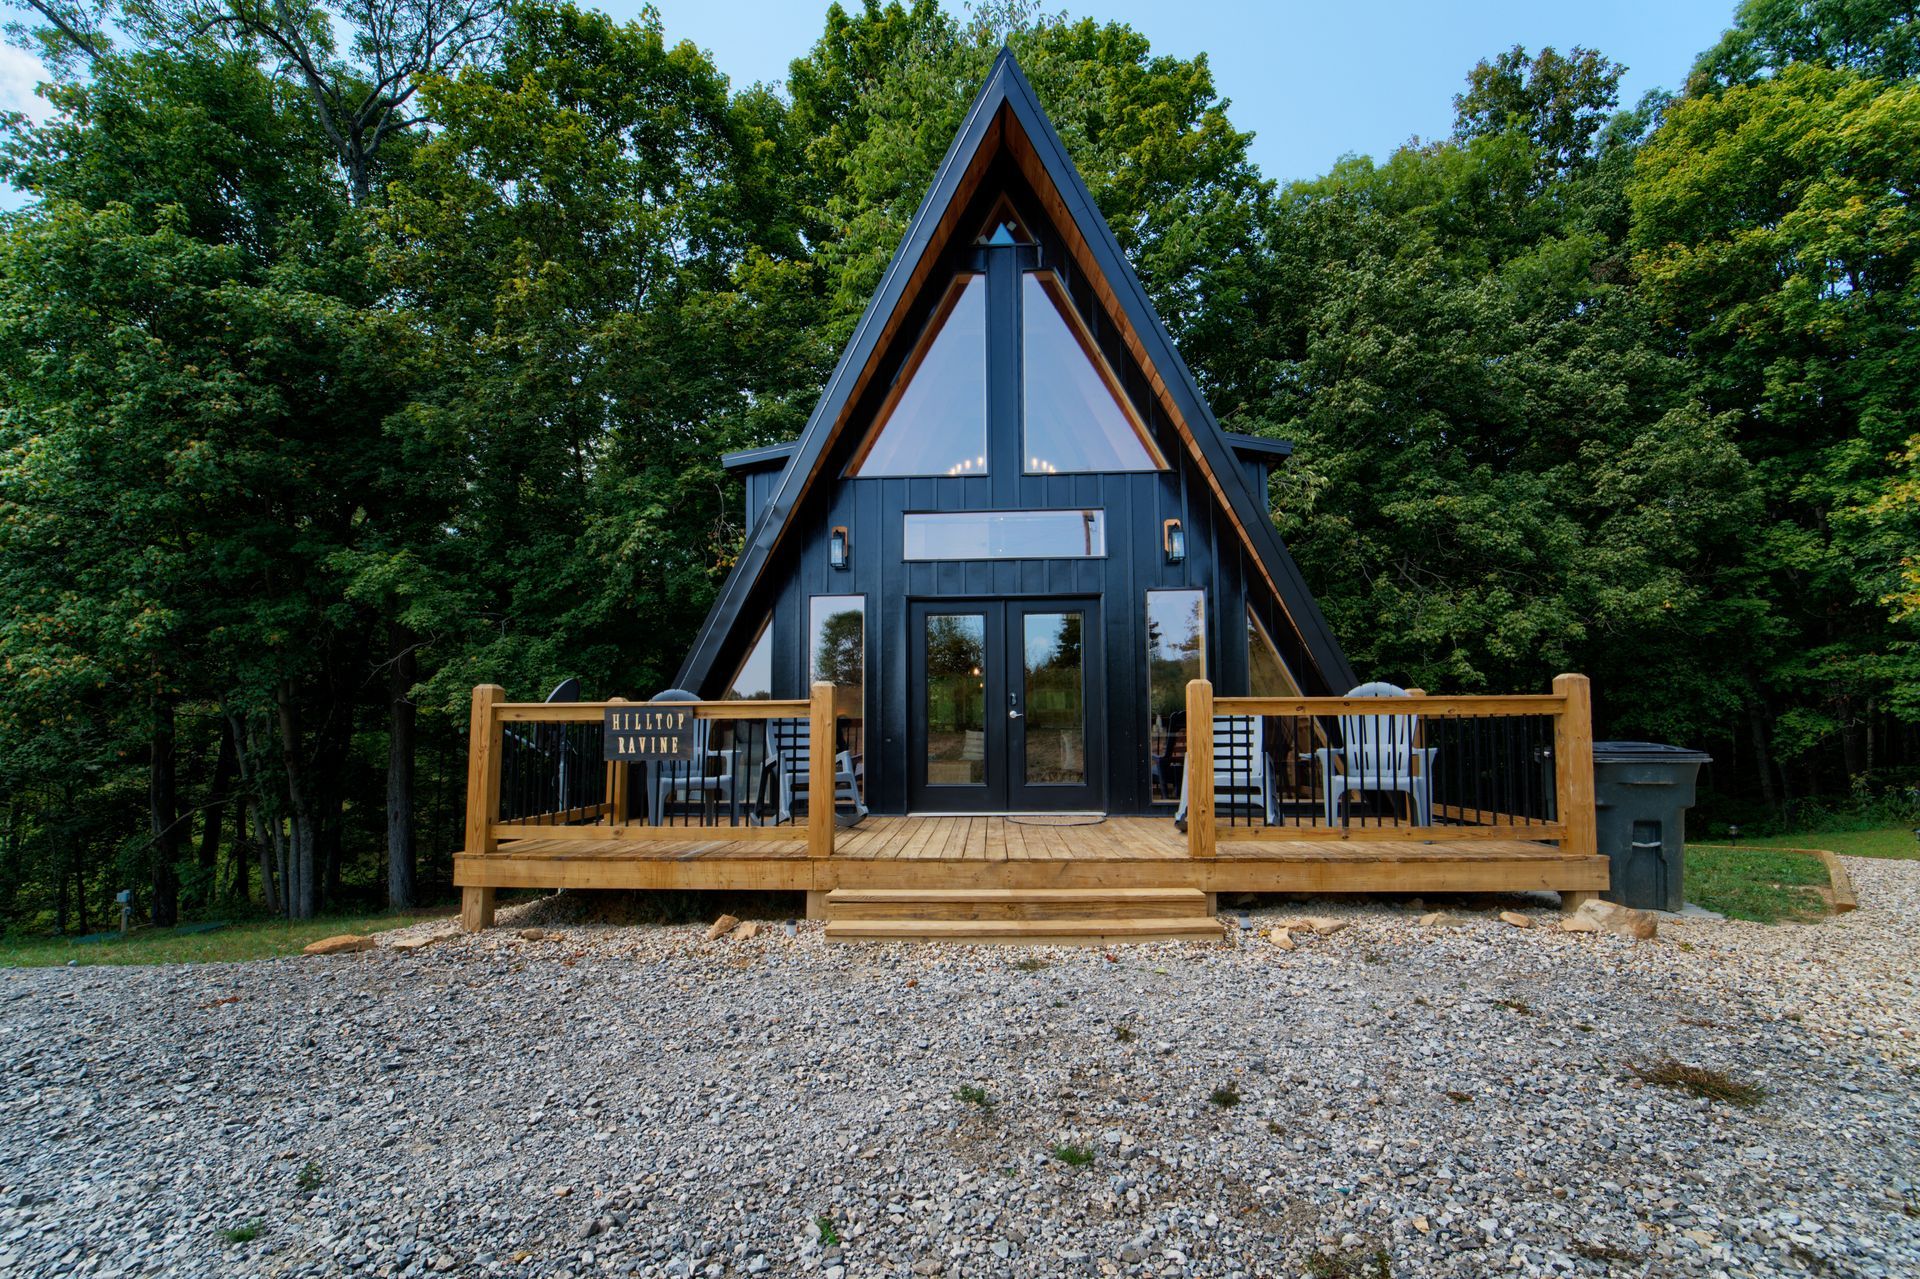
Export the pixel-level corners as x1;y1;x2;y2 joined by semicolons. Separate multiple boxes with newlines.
455;814;1608;897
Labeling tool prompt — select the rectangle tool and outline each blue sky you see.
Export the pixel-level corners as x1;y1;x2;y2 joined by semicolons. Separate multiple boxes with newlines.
629;0;1741;184
0;1;1741;186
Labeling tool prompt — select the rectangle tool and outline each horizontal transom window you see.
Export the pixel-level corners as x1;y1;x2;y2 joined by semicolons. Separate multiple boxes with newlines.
904;510;1106;560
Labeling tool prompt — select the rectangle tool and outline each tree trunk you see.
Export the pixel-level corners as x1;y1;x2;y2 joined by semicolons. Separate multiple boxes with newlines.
228;790;251;904
275;684;319;921
226;710;280;915
252;800;281;917
1745;700;1779;815
198;728;239;895
387;623;418;909
149;695;183;928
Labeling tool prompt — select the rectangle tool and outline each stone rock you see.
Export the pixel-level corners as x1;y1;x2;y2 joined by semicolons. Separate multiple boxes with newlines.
302;934;373;956
389;933;447;953
1498;911;1534;929
705;915;740;941
1268;927;1296;951
1559;917;1601;934
1573;898;1659;939
1418;912;1453;929
517;928;546;941
734;921;761;941
1281;916;1347;935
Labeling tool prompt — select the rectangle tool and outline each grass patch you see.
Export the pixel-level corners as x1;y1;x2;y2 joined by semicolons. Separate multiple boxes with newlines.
295;1161;325;1192
1444;1089;1472;1104
953;1084;994;1109
1492;998;1532;1015
1051;1143;1095;1167
1696;823;1916;861
814;1214;840;1248
1629;1059;1766;1107
1208;1082;1242;1108
1684;846;1829;923
219;1221;262;1244
0;908;454;969
1112;1022;1134;1042
1011;956;1048;972
1306;1244;1391;1278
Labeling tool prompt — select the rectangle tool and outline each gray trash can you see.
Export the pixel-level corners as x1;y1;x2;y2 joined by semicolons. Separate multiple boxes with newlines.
1592;742;1711;912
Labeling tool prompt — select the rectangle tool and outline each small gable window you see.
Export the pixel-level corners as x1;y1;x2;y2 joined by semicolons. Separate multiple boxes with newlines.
976;194;1035;246
1022;272;1161;474
851;275;988;477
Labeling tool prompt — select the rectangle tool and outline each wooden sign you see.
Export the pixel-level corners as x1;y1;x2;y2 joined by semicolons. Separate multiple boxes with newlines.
604;706;697;761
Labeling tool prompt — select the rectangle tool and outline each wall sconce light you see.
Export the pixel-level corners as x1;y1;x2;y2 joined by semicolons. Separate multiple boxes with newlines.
829;525;849;570
1163;518;1186;565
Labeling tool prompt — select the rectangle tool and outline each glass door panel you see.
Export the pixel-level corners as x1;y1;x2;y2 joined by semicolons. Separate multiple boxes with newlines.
1021;612;1086;785
1006;600;1102;811
924;613;987;787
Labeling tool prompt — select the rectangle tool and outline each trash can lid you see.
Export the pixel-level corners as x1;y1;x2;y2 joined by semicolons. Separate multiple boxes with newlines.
1592;740;1712;765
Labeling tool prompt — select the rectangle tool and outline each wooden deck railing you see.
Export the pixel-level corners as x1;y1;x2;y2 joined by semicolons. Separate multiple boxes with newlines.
1181;673;1597;857
463;681;841;863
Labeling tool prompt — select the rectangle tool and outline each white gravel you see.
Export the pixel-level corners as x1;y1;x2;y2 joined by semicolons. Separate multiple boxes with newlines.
2;857;1916;1279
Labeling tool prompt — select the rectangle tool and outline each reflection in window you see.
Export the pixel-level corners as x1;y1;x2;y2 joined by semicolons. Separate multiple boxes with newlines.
851;275;987;477
1022;273;1161;474
1024;611;1086;785
810;596;865;786
925;613;986;785
1247;606;1301;697
1146;590;1206;803
904;510;1105;560
726;618;773;700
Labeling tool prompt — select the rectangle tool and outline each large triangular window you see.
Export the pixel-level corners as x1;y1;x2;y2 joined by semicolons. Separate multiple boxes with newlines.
1022;272;1162;474
850;275;988;477
1247;606;1301;697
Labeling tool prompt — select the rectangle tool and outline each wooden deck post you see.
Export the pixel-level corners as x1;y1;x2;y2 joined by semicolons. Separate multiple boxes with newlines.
808;681;835;859
1186;679;1215;858
461;684;504;931
606;696;629;826
1552;674;1598;863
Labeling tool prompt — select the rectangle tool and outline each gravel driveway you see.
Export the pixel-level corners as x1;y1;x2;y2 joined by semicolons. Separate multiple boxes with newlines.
3;859;1916;1279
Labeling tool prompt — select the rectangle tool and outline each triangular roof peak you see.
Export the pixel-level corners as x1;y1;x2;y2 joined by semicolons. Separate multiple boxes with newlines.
678;47;1353;693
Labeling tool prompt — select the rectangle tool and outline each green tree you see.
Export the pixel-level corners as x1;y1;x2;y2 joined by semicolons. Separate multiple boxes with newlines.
1630;58;1920;795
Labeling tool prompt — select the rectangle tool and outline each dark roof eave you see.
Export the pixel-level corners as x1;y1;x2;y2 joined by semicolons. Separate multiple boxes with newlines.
1222;432;1295;462
721;440;801;474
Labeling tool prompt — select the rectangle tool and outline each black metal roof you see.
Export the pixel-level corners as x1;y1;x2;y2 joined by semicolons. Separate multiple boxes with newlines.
676;48;1353;693
720;441;800;474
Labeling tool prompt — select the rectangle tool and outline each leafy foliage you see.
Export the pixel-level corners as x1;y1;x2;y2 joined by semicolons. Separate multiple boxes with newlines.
0;0;1916;932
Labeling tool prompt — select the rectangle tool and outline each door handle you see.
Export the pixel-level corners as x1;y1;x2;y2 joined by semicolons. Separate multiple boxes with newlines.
1008;709;1023;719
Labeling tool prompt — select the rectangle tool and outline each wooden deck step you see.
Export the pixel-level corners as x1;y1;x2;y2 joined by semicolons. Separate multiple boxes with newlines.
823;887;1221;944
824;887;1208;921
822;917;1224;945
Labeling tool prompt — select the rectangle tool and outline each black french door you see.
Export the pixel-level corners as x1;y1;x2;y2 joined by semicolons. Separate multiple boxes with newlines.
908;598;1103;812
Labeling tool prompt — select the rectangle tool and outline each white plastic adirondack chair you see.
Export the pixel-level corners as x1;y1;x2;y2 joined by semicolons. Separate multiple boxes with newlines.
1312;682;1436;826
767;718;868;825
1174;715;1279;827
650;713;736;823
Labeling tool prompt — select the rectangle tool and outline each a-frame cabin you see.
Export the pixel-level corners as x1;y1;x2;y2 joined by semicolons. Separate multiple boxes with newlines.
678;49;1354;818
451;51;1608;940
